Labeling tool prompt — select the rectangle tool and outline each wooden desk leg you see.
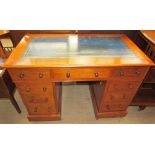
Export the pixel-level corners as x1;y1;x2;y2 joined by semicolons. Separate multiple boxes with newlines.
8;93;21;113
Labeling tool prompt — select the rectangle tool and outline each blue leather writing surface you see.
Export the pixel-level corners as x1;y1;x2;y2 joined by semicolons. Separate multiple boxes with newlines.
23;36;138;58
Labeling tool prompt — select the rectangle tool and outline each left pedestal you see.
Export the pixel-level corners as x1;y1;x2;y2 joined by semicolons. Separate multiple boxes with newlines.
8;68;62;121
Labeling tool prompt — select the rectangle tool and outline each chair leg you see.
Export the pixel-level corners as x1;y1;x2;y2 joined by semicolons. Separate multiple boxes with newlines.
138;106;146;111
9;94;21;113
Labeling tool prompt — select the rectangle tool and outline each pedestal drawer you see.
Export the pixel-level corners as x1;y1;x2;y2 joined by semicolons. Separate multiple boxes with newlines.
16;83;53;94
112;67;148;79
8;69;51;82
101;102;127;112
103;91;133;102
21;94;58;115
27;104;57;115
107;81;140;92
21;94;54;105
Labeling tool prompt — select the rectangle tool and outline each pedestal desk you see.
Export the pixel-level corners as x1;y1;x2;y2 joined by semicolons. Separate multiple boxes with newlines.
3;34;154;121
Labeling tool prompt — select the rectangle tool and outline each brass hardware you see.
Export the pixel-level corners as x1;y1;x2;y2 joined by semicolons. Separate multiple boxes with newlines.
119;71;124;76
39;73;43;78
99;81;103;85
135;70;140;75
66;73;70;78
94;72;99;77
26;87;31;92
43;87;47;92
19;73;24;79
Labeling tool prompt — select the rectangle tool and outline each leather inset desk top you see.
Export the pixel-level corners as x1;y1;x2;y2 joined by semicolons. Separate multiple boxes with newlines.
3;34;154;68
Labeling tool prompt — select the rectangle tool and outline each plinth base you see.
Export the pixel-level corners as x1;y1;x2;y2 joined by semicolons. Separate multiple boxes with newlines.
27;113;61;121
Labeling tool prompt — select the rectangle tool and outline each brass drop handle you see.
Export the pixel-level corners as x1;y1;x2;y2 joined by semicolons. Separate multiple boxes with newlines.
128;84;133;89
34;107;38;112
119;71;124;76
26;87;31;92
43;87;47;92
19;73;24;79
94;72;99;77
135;70;140;75
99;81;103;85
66;73;70;78
39;73;44;78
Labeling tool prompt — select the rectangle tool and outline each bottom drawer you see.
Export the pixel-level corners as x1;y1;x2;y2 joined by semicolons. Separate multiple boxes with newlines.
21;94;58;115
100;103;128;112
27;104;57;115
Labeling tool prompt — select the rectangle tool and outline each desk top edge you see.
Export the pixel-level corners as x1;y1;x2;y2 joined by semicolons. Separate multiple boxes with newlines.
3;33;155;68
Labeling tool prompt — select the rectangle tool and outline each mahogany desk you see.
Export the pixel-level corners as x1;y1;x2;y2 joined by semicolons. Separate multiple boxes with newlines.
3;34;154;121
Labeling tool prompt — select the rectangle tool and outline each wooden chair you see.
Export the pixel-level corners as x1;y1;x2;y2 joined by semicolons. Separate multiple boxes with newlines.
0;68;21;113
0;30;14;58
0;32;21;113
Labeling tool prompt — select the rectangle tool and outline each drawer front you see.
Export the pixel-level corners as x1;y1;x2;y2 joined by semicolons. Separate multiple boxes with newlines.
103;92;133;102
52;68;112;81
27;104;57;115
101;103;127;112
22;94;54;105
112;67;148;79
16;83;53;94
8;69;50;82
107;81;140;92
22;94;58;115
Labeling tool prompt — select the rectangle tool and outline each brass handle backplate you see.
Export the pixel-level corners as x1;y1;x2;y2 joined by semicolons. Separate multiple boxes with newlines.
94;72;99;77
119;71;124;76
66;73;70;78
19;73;24;79
39;73;44;78
43;87;47;92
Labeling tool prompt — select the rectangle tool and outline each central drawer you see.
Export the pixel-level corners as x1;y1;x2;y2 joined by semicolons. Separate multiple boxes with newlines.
51;68;112;81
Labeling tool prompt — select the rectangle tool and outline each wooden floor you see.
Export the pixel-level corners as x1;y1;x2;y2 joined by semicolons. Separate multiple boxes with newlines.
0;83;155;124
